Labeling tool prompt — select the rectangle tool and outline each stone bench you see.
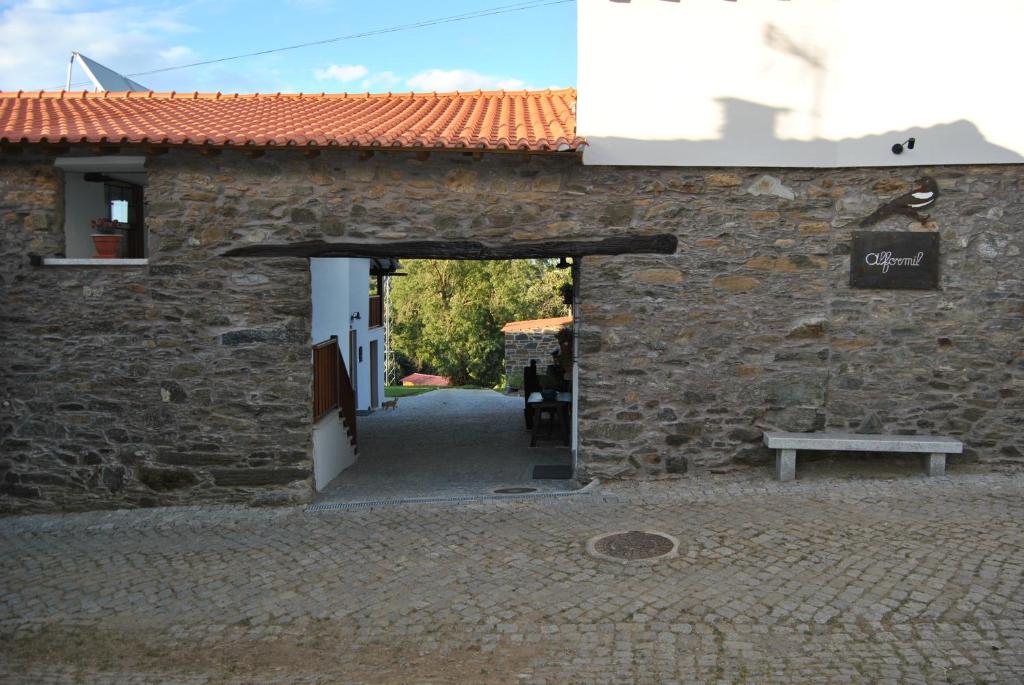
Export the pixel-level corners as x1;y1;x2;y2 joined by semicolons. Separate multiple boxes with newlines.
763;432;963;481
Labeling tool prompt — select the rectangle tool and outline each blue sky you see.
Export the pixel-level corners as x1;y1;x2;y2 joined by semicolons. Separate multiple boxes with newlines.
0;0;576;93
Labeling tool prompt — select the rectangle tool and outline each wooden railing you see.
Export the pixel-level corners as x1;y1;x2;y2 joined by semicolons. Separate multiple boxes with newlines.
312;337;357;443
368;295;383;328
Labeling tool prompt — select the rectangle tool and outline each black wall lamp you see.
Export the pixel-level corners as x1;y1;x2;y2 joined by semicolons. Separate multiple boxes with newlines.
891;137;916;155
350;312;361;321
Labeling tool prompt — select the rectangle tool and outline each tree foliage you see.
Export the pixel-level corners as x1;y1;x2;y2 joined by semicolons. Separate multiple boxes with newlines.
389;259;570;386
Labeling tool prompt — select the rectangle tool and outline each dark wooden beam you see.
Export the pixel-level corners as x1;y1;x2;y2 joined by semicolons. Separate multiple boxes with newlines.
199;147;221;157
472;151;484;162
357;150;374;161
243;149;265;159
222;235;678;260
304;148;320;158
145;145;169;156
415;151;430;162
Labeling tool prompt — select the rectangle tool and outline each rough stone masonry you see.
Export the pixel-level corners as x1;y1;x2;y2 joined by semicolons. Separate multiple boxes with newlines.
1;149;1022;512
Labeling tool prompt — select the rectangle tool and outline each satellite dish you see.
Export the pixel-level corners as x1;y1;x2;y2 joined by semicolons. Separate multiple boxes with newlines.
66;52;149;92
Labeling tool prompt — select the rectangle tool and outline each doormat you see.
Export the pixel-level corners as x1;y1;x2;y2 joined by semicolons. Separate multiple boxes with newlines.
533;464;573;479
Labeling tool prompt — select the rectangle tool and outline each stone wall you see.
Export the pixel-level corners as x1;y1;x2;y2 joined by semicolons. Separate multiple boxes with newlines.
2;148;1021;512
1;155;313;513
504;325;569;389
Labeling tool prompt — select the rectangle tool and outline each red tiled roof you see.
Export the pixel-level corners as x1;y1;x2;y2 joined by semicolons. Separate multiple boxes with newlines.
400;373;451;387
0;89;583;152
501;315;573;333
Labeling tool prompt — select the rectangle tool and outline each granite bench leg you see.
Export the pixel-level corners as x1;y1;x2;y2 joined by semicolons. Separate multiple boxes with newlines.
922;452;946;477
775;449;796;481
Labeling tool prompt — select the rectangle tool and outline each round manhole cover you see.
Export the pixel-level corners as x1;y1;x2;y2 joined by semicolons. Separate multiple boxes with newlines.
587;530;679;563
493;487;537;494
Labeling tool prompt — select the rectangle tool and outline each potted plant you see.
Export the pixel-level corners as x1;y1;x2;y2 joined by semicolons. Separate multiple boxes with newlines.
90;218;126;258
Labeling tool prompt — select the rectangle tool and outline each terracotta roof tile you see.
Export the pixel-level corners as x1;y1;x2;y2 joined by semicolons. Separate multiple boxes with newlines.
501;315;573;333
0;89;583;152
400;373;451;387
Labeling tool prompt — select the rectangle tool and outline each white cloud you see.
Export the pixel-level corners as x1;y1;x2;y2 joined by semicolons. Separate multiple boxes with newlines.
0;1;193;91
158;45;196;64
406;69;529;93
313;64;368;83
359;71;402;92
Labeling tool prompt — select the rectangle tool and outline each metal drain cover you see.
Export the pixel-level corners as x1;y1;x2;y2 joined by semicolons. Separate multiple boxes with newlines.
493;487;537;494
587;530;679;563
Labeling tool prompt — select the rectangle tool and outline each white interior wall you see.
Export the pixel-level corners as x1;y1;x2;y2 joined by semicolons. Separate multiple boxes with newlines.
347;262;371;411
578;0;1024;167
312;414;356;491
310;257;361;488
62;172;107;258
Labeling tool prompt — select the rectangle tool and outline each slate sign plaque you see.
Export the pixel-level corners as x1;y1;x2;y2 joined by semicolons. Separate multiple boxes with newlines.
850;231;939;290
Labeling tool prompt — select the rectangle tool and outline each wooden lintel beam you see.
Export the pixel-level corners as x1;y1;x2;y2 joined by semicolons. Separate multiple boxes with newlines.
199;147;222;157
222;235;678;260
304;148;321;158
243;149;265;159
357;150;374;161
145;145;169;156
415;151;430;162
471;151;484;162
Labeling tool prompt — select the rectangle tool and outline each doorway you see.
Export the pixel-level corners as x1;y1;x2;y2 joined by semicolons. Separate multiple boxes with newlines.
315;257;578;503
369;340;380;408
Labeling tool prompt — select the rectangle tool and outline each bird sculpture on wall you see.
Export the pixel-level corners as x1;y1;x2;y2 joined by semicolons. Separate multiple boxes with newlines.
859;177;940;226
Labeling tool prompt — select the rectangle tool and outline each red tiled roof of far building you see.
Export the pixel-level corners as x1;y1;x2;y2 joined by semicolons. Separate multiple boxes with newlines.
0;89;584;153
501;315;573;333
400;373;451;387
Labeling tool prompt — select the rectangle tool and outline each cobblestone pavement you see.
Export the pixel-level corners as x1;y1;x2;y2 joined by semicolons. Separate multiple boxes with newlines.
3;469;1024;684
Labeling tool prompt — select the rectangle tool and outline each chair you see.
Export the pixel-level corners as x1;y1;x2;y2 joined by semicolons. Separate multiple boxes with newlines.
523;361;541;429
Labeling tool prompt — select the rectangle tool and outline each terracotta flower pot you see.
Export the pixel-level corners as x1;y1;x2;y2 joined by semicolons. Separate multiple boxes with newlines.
91;234;123;259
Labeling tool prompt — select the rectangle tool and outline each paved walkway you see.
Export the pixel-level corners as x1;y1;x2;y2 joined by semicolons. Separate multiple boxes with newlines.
316;389;575;505
2;470;1024;683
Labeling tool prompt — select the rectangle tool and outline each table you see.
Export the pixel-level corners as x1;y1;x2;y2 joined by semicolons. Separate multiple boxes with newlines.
527;392;572;447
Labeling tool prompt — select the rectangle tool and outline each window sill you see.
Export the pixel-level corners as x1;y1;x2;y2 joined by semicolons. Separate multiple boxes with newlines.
41;258;149;267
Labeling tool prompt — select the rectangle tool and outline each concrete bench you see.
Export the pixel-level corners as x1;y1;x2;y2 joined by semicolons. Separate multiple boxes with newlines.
763;432;963;481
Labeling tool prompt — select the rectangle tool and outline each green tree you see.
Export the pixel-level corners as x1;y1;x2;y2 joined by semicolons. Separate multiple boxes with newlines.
389;259;570;386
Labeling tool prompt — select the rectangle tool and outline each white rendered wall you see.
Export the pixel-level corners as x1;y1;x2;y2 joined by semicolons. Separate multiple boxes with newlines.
312;414;356;491
345;260;373;411
578;0;1024;167
310;257;365;485
62;173;107;258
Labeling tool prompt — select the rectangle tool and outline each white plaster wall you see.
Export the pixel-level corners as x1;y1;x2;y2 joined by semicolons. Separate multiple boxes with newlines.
310;257;360;485
578;0;1024;167
62;172;107;258
310;257;352;346
312;414;356;491
346;260;371;411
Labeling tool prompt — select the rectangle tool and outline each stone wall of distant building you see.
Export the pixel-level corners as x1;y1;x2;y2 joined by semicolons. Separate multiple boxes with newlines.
503;323;569;391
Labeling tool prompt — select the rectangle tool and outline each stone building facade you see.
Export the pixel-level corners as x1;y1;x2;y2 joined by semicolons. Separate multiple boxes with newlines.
502;316;572;390
2;147;1022;513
